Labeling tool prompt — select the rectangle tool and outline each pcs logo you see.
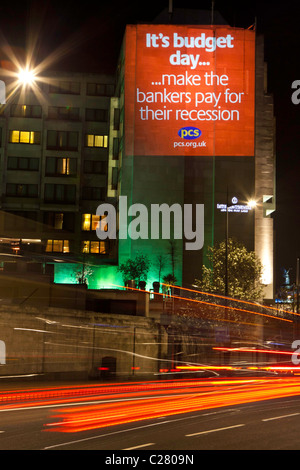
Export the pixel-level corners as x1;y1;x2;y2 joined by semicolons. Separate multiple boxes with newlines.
178;126;201;140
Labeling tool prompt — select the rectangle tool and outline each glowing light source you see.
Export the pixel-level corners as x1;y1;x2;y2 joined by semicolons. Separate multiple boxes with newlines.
17;68;36;86
248;199;257;208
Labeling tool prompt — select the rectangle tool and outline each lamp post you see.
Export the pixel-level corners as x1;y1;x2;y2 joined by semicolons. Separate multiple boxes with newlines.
225;188;229;298
247;199;257;252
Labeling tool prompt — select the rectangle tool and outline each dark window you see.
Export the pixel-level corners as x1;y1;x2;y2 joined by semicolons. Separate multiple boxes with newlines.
47;130;78;150
113;108;120;130
49;81;80;95
112;138;119;159
6;183;38;197
85;108;108;122
82;186;105;200
83;160;106;174
48;106;79;120
112;167;118;190
86;82;114;96
7;156;39;171
44;184;76;203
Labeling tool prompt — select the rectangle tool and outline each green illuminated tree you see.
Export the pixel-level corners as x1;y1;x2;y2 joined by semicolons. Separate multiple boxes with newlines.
194;238;264;301
118;253;151;285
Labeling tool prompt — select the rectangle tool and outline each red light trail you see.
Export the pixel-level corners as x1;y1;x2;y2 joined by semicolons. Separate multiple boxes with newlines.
43;377;300;433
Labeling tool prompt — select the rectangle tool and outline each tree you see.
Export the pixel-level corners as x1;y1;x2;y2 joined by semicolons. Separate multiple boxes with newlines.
194;238;264;301
168;240;178;277
75;265;93;285
154;254;167;283
118;253;151;285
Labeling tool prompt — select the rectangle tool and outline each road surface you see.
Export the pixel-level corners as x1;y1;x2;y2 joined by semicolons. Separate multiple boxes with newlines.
1;376;300;451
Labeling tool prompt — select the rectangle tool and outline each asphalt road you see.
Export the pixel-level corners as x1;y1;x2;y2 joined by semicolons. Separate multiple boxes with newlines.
1;377;300;451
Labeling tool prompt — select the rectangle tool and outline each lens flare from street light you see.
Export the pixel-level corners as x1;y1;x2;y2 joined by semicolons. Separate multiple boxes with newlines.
17;67;36;85
248;199;257;208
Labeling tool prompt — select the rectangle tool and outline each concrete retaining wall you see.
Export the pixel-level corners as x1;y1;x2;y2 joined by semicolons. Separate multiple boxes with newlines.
0;304;166;380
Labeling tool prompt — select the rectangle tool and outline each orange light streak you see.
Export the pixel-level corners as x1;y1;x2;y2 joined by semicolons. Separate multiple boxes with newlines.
161;283;300;319
213;347;295;356
114;284;293;323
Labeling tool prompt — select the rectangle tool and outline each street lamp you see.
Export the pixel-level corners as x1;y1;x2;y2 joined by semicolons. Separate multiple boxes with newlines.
224;196;257;297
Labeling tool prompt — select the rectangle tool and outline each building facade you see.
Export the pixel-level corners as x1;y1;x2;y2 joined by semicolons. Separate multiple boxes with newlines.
0;8;276;301
114;9;276;301
0;70;120;288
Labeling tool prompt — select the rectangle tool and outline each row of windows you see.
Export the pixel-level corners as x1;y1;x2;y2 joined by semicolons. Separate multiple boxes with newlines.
2;238;108;256
47;81;114;96
10;104;110;122
5;184;106;201
45;239;108;254
7;156;39;171
8;130;108;149
4;211;108;233
7;156;107;175
10;130;41;145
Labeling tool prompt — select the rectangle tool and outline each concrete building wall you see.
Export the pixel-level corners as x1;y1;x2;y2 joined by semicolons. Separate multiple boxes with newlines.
255;35;276;300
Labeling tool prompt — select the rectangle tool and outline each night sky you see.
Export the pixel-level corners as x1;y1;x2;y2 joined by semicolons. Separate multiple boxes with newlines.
0;0;299;289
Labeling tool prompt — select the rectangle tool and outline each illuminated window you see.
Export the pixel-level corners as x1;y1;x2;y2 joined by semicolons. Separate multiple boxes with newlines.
10;131;20;143
100;215;108;232
82;214;107;231
62;158;69;175
20;131;30;143
86;134;94;147
85;134;108;148
9;130;40;144
45;239;70;253
82;241;89;253
81;240;107;254
82;214;92;231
